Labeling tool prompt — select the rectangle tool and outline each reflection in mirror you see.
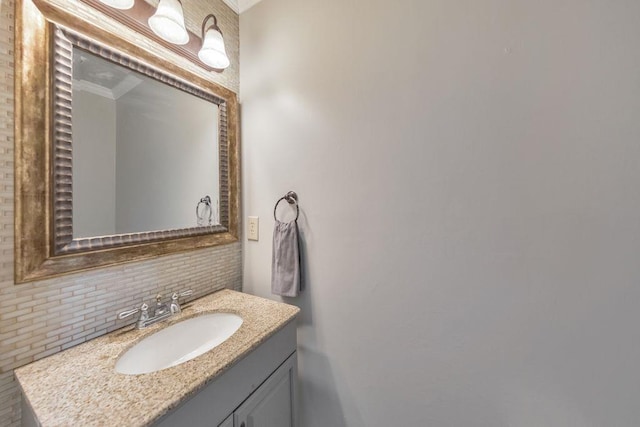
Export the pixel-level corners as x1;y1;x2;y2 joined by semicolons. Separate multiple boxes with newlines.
71;47;220;238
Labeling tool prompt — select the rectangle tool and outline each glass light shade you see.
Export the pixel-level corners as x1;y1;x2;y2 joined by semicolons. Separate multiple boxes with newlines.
198;28;230;69
97;0;134;10
148;0;189;45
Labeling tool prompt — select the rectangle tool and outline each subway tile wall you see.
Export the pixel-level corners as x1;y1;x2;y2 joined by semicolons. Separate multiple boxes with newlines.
0;0;241;425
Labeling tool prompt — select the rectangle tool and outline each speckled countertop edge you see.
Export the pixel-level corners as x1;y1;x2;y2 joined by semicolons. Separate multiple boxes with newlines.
14;290;300;427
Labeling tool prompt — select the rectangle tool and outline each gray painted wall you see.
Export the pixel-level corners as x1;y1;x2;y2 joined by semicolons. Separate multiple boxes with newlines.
115;82;220;233
240;1;640;426
72;89;117;237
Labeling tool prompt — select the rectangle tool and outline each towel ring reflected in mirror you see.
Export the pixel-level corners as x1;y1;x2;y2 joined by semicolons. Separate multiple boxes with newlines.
273;191;299;222
196;196;213;226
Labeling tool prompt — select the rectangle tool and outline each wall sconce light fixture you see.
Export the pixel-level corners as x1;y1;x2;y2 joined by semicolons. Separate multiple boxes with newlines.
148;0;189;45
198;14;230;69
80;0;231;72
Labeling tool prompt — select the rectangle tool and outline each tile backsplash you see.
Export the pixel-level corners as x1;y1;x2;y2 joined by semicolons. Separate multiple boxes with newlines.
0;0;241;425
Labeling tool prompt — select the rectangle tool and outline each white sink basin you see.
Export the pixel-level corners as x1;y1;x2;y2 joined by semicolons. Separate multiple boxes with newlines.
115;313;243;375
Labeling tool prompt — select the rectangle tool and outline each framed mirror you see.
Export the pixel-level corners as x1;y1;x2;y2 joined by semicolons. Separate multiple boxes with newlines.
15;0;239;283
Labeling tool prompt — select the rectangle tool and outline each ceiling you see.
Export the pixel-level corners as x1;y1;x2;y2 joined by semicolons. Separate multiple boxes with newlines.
73;50;142;100
222;0;264;14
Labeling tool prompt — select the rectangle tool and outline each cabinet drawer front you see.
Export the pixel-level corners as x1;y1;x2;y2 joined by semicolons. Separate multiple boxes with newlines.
234;352;297;427
218;414;233;427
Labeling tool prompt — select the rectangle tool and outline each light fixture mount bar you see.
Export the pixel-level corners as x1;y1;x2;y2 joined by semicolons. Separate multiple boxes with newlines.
79;0;225;72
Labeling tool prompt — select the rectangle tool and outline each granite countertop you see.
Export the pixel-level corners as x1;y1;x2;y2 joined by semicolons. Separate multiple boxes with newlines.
14;289;300;427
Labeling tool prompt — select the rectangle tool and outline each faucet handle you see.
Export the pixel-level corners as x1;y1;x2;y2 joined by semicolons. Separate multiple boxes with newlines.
172;290;193;300
118;303;149;320
170;290;193;314
118;307;139;320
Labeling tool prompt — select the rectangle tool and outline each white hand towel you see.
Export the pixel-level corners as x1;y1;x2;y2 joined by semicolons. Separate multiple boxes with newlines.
271;219;301;297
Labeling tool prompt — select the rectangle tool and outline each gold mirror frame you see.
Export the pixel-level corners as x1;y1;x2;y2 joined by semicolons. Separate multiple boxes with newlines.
15;0;239;283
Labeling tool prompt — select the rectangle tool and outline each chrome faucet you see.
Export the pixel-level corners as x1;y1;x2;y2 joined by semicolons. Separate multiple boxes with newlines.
118;289;193;329
154;294;170;316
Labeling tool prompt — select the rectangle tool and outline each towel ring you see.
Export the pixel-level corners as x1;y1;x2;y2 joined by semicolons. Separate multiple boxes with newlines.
196;196;212;225
274;191;299;222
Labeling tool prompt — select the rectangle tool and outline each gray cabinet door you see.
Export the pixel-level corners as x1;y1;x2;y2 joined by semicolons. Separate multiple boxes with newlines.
234;353;297;427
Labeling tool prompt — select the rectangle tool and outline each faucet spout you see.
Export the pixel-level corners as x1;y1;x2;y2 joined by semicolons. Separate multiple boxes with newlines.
139;310;171;328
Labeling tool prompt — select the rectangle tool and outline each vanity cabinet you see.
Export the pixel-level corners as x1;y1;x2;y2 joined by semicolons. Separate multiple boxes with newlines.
156;320;297;427
230;353;297;427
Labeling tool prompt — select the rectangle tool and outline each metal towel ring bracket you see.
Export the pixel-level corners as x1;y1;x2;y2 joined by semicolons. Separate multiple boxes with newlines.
273;191;299;222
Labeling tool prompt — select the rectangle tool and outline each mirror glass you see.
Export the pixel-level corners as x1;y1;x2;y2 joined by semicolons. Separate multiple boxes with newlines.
71;47;220;238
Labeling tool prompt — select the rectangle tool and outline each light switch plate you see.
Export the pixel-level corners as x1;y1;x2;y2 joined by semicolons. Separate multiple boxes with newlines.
248;216;259;241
